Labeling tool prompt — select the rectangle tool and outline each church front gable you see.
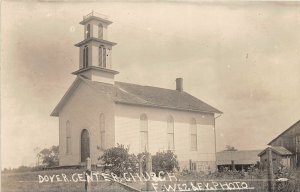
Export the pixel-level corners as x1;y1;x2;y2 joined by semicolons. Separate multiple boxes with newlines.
57;80;116;166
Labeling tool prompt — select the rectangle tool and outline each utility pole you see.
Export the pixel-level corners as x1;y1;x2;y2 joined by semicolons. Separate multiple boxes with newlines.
214;114;222;171
146;153;152;192
267;147;274;192
85;157;91;192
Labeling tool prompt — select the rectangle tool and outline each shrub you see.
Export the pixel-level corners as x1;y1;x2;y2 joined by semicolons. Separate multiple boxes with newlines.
38;145;59;167
274;165;299;192
99;144;138;176
152;150;179;175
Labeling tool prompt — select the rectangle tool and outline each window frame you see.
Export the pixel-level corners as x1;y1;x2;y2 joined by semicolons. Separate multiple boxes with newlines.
66;121;71;155
99;113;105;150
98;23;103;39
140;114;148;152
190;118;197;151
83;46;89;68
99;46;103;67
167;116;175;151
102;47;106;68
86;24;91;38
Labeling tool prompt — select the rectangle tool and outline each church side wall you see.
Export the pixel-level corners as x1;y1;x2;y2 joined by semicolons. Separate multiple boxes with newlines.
114;104;216;172
58;82;115;166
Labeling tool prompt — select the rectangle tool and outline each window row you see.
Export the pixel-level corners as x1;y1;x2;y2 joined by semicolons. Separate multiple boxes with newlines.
140;114;198;152
82;46;109;69
86;23;104;39
65;114;198;154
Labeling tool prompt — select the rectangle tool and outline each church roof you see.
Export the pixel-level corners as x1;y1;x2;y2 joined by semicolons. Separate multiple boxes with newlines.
113;81;222;114
51;76;222;116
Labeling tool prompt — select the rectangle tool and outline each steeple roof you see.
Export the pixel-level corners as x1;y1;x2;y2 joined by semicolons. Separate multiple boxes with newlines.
79;12;112;25
74;37;117;47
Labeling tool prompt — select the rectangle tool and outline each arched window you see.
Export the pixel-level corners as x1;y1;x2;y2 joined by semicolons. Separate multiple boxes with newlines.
102;47;106;68
83;46;88;68
190;118;197;151
167;116;174;151
99;47;103;67
81;129;90;162
140;114;148;152
86;24;91;38
83;48;86;67
98;23;103;39
99;113;105;149
98;45;107;68
98;46;106;68
66;121;71;154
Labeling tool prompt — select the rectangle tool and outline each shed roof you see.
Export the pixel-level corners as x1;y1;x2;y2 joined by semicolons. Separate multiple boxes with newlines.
268;119;300;145
51;76;222;116
258;146;293;157
216;150;261;165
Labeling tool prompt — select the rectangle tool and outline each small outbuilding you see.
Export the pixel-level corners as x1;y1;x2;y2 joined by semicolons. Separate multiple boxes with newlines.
258;146;292;172
267;119;300;169
216;150;261;171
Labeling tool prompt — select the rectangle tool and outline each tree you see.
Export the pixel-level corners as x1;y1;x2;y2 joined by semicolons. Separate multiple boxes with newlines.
152;150;179;175
224;145;238;151
38;145;59;167
99;144;138;176
33;147;41;166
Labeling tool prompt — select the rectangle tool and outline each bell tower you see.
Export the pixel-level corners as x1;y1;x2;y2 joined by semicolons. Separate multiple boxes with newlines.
72;12;119;84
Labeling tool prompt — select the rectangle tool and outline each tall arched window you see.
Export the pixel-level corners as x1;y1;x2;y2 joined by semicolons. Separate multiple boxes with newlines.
66;121;71;154
167;116;174;151
102;47;106;68
83;48;86;67
98;46;106;68
99;46;103;67
98;23;103;39
81;129;90;162
86;24;91;38
190;118;197;151
99;113;105;149
140;114;148;152
83;46;88;68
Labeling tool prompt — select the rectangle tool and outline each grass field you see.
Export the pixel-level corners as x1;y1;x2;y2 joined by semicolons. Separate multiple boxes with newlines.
1;168;137;192
2;169;300;192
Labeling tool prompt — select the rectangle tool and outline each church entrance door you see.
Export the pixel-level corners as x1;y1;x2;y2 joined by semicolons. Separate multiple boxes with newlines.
81;129;90;162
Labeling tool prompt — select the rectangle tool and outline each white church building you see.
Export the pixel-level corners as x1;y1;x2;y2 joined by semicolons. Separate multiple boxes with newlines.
51;12;222;172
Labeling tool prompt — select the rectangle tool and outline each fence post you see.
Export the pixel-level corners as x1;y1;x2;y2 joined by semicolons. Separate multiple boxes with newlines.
85;157;91;192
231;160;235;171
146;153;152;192
139;156;143;177
267;147;274;192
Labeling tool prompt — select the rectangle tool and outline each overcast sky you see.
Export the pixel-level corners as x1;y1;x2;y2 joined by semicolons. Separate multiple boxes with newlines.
1;1;300;168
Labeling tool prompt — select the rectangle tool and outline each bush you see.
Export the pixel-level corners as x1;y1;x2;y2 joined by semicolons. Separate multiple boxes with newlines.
38;145;59;167
274;165;299;192
152;150;179;175
99;144;138;176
